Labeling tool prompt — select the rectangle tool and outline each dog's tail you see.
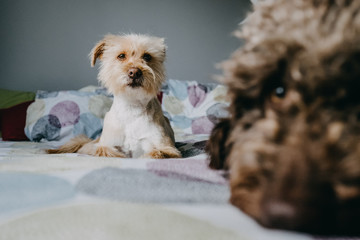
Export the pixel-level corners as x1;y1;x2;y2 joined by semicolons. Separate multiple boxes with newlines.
46;135;93;154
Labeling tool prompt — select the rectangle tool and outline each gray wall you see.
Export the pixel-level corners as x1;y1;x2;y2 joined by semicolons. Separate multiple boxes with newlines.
0;0;251;92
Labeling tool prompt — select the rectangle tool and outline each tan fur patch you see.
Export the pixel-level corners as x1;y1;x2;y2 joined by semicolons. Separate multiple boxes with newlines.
90;42;105;67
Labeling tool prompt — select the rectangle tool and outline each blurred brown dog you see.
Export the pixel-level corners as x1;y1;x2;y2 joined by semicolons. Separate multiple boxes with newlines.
207;0;360;235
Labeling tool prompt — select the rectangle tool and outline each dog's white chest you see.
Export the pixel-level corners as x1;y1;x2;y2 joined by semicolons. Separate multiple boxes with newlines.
122;115;153;156
100;97;162;157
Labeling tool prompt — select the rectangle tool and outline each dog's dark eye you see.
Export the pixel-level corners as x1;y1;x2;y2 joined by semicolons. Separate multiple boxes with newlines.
270;86;286;103
143;53;152;62
118;53;126;60
275;86;286;98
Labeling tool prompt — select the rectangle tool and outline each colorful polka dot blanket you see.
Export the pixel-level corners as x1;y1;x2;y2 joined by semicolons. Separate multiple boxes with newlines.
1;80;317;240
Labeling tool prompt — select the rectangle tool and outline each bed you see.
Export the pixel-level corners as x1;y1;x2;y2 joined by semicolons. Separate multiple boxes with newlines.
0;80;315;240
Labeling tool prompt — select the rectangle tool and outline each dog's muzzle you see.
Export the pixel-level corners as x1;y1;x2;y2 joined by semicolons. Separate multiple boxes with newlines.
127;67;143;87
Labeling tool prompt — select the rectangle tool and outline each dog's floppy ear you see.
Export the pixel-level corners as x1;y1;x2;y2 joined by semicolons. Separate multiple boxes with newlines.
206;118;231;170
90;40;106;67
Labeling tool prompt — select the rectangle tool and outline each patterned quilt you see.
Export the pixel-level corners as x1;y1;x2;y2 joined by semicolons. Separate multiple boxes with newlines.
0;139;310;240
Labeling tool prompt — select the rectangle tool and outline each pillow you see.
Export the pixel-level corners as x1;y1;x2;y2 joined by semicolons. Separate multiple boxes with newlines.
161;79;229;137
0;101;34;141
0;89;36;141
25;89;113;143
0;89;35;109
24;81;227;143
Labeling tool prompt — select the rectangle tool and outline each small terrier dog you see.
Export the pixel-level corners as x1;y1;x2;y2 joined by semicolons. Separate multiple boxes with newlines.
207;0;360;236
48;34;181;159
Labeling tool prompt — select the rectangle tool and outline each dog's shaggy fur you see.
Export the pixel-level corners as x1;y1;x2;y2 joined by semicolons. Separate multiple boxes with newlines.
48;34;181;159
207;0;360;235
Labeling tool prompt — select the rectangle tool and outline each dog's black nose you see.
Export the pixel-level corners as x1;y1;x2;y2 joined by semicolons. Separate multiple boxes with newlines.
128;67;143;80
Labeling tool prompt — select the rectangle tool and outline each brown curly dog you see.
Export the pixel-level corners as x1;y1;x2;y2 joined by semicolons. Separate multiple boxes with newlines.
207;0;360;235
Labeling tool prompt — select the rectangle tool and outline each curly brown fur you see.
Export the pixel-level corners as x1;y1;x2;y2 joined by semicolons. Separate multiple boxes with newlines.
206;118;231;170
207;0;360;235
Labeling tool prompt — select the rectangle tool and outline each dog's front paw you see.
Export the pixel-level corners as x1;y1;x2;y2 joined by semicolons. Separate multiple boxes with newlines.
95;146;126;158
145;147;182;159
